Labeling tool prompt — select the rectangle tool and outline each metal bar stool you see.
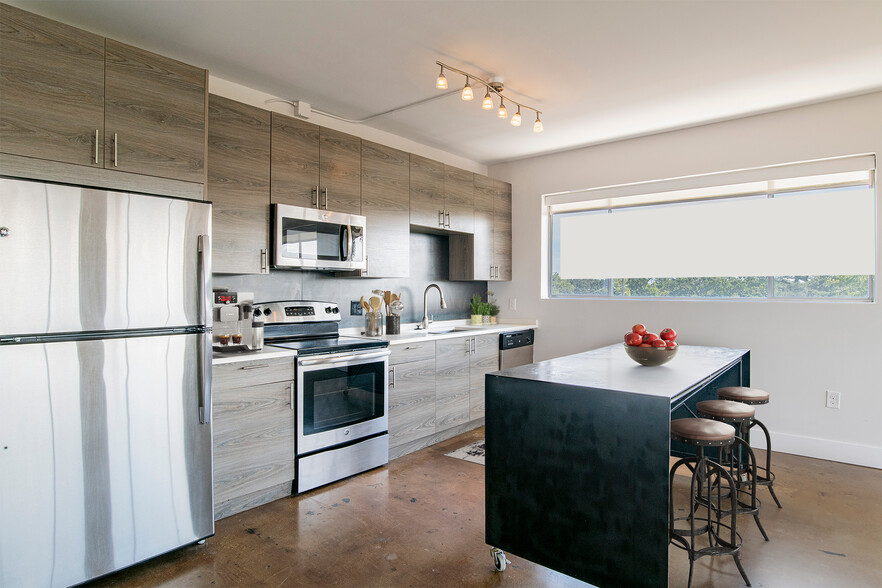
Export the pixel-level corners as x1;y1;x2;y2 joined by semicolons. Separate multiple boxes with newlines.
695;399;769;542
670;418;751;588
717;386;782;508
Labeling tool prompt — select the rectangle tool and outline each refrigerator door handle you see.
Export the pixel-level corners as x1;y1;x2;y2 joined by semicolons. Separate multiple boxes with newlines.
198;234;212;424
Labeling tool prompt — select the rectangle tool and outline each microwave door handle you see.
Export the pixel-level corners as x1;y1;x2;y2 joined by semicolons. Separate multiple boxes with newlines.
346;224;353;261
340;225;350;260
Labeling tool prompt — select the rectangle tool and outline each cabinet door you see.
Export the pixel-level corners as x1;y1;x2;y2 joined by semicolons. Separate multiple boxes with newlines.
361;140;410;277
473;174;495;279
388;358;435;449
104;40;206;183
435;338;471;431
409;154;445;229
469;334;499;420
0;4;105;167
320;128;361;214
208;95;271;274
212;379;296;512
270;112;320;208
444;166;475;233
493;180;513;280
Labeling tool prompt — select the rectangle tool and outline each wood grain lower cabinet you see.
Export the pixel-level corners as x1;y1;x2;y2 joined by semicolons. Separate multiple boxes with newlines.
213;357;295;519
359;140;410;277
435;338;471;431
469;334;499;420
208;95;271;274
0;3;105;167
388;357;436;450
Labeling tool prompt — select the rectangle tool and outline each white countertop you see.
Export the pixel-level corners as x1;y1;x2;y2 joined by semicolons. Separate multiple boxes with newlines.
339;319;538;345
213;319;538;364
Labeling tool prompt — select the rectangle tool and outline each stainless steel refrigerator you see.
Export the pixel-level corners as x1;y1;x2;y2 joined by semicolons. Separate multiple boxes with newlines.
0;177;214;587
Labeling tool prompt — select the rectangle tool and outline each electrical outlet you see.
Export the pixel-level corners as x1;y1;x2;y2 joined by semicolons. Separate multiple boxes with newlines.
509;298;517;310
826;390;841;409
350;300;363;316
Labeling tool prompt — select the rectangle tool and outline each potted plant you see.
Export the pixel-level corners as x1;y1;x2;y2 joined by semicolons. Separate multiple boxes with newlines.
470;294;483;325
487;302;500;324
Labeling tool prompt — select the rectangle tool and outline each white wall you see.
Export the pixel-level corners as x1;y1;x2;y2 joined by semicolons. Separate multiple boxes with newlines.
489;92;882;469
210;76;488;176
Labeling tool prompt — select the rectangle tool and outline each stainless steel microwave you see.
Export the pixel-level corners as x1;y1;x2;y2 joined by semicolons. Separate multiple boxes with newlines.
272;203;366;270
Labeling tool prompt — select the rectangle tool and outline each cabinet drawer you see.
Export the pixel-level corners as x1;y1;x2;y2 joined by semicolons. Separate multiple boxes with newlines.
213;357;295;390
389;340;435;365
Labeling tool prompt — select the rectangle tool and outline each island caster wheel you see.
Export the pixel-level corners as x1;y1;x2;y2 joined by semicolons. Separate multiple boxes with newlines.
491;547;510;572
197;539;206;545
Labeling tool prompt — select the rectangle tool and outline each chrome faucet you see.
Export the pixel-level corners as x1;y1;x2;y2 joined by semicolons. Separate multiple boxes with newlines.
419;283;447;330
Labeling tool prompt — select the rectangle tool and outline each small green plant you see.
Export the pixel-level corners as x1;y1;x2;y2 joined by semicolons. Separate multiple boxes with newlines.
487;302;500;317
470;294;483;315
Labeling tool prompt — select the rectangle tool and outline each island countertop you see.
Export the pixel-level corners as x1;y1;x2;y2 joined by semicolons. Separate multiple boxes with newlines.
497;343;748;403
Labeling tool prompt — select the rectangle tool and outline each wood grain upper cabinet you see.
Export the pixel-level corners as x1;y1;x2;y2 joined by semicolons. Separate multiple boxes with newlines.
360;140;410;277
449;174;511;281
270;112;320;208
208;95;271;274
409;154;445;229
104;39;207;183
320;128;361;214
270;113;361;214
443;165;475;233
493;179;513;280
0;3;105;166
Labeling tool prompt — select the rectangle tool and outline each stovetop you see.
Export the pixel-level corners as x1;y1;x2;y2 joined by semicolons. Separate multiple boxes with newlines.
267;335;388;356
257;300;387;356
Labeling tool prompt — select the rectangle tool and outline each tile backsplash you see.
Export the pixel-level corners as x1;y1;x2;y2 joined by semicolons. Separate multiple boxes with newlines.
213;232;487;328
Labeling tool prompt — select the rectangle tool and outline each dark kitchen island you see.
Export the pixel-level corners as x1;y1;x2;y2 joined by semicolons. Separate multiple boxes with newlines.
485;344;749;587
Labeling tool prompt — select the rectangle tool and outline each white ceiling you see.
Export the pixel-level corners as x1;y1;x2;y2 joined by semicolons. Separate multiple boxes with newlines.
10;0;882;166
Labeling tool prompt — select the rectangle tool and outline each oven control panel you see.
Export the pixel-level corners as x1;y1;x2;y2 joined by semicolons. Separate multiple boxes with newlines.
253;300;341;323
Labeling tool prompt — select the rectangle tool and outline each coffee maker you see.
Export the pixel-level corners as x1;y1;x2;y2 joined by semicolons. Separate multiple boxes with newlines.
212;290;264;351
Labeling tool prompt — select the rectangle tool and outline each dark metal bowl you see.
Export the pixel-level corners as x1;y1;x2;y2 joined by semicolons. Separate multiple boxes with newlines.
623;342;678;366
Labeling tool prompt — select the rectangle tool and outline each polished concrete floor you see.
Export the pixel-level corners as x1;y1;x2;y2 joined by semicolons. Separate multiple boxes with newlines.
89;427;882;587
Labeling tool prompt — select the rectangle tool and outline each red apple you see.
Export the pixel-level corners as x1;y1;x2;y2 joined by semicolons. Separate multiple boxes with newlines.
625;332;643;346
639;343;652;347
643;333;660;344
666;340;678;348
660;328;677;341
632;324;647;336
651;339;667;348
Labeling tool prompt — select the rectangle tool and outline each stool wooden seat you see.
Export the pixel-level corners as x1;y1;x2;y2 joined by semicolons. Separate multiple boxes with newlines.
669;418;751;588
696;400;769;541
718;386;770;405
716;387;782;508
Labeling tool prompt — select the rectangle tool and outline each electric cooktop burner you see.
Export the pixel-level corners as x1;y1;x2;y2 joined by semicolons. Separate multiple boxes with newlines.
255;300;388;356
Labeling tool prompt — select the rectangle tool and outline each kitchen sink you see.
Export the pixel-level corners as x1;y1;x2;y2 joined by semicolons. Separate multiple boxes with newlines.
427;326;483;334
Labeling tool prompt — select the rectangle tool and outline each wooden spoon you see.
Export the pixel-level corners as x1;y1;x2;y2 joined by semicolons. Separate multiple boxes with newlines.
369;296;381;313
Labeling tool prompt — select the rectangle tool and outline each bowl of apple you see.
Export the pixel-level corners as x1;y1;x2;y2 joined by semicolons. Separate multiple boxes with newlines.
623;324;678;366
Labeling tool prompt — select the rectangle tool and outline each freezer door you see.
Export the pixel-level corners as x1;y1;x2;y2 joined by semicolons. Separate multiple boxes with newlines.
0;178;211;336
0;333;213;587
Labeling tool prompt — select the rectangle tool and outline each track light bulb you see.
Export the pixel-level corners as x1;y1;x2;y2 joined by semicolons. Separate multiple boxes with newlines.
461;78;473;101
511;106;522;126
436;66;447;90
533;113;543;133
482;88;493;110
497;98;507;119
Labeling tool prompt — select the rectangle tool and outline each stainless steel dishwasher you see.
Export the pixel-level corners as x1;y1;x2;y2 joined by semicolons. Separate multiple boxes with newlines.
499;329;535;369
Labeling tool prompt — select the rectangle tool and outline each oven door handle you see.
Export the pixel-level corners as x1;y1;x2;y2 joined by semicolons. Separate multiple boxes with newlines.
298;349;391;367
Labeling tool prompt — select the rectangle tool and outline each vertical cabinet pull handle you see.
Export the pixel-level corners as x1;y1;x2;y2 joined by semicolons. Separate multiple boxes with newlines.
113;133;118;167
438;210;444;227
290;382;294;410
94;129;99;164
445;211;451;228
465;338;470;354
322;187;328;209
312;186;319;207
260;248;267;272
390;366;396;388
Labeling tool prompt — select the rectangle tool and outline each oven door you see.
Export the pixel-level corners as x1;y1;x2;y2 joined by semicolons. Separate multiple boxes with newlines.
296;349;390;455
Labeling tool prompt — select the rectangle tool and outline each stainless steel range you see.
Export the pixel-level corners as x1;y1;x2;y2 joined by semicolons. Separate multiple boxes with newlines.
255;300;390;493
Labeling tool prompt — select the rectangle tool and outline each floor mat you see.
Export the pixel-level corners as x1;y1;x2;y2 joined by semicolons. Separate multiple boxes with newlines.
445;440;485;465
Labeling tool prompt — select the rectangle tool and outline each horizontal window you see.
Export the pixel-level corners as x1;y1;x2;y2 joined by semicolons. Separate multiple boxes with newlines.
545;155;876;301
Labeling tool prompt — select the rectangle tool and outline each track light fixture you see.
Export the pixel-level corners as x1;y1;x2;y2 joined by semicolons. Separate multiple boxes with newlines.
435;60;543;132
436;65;447;90
461;77;473;101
